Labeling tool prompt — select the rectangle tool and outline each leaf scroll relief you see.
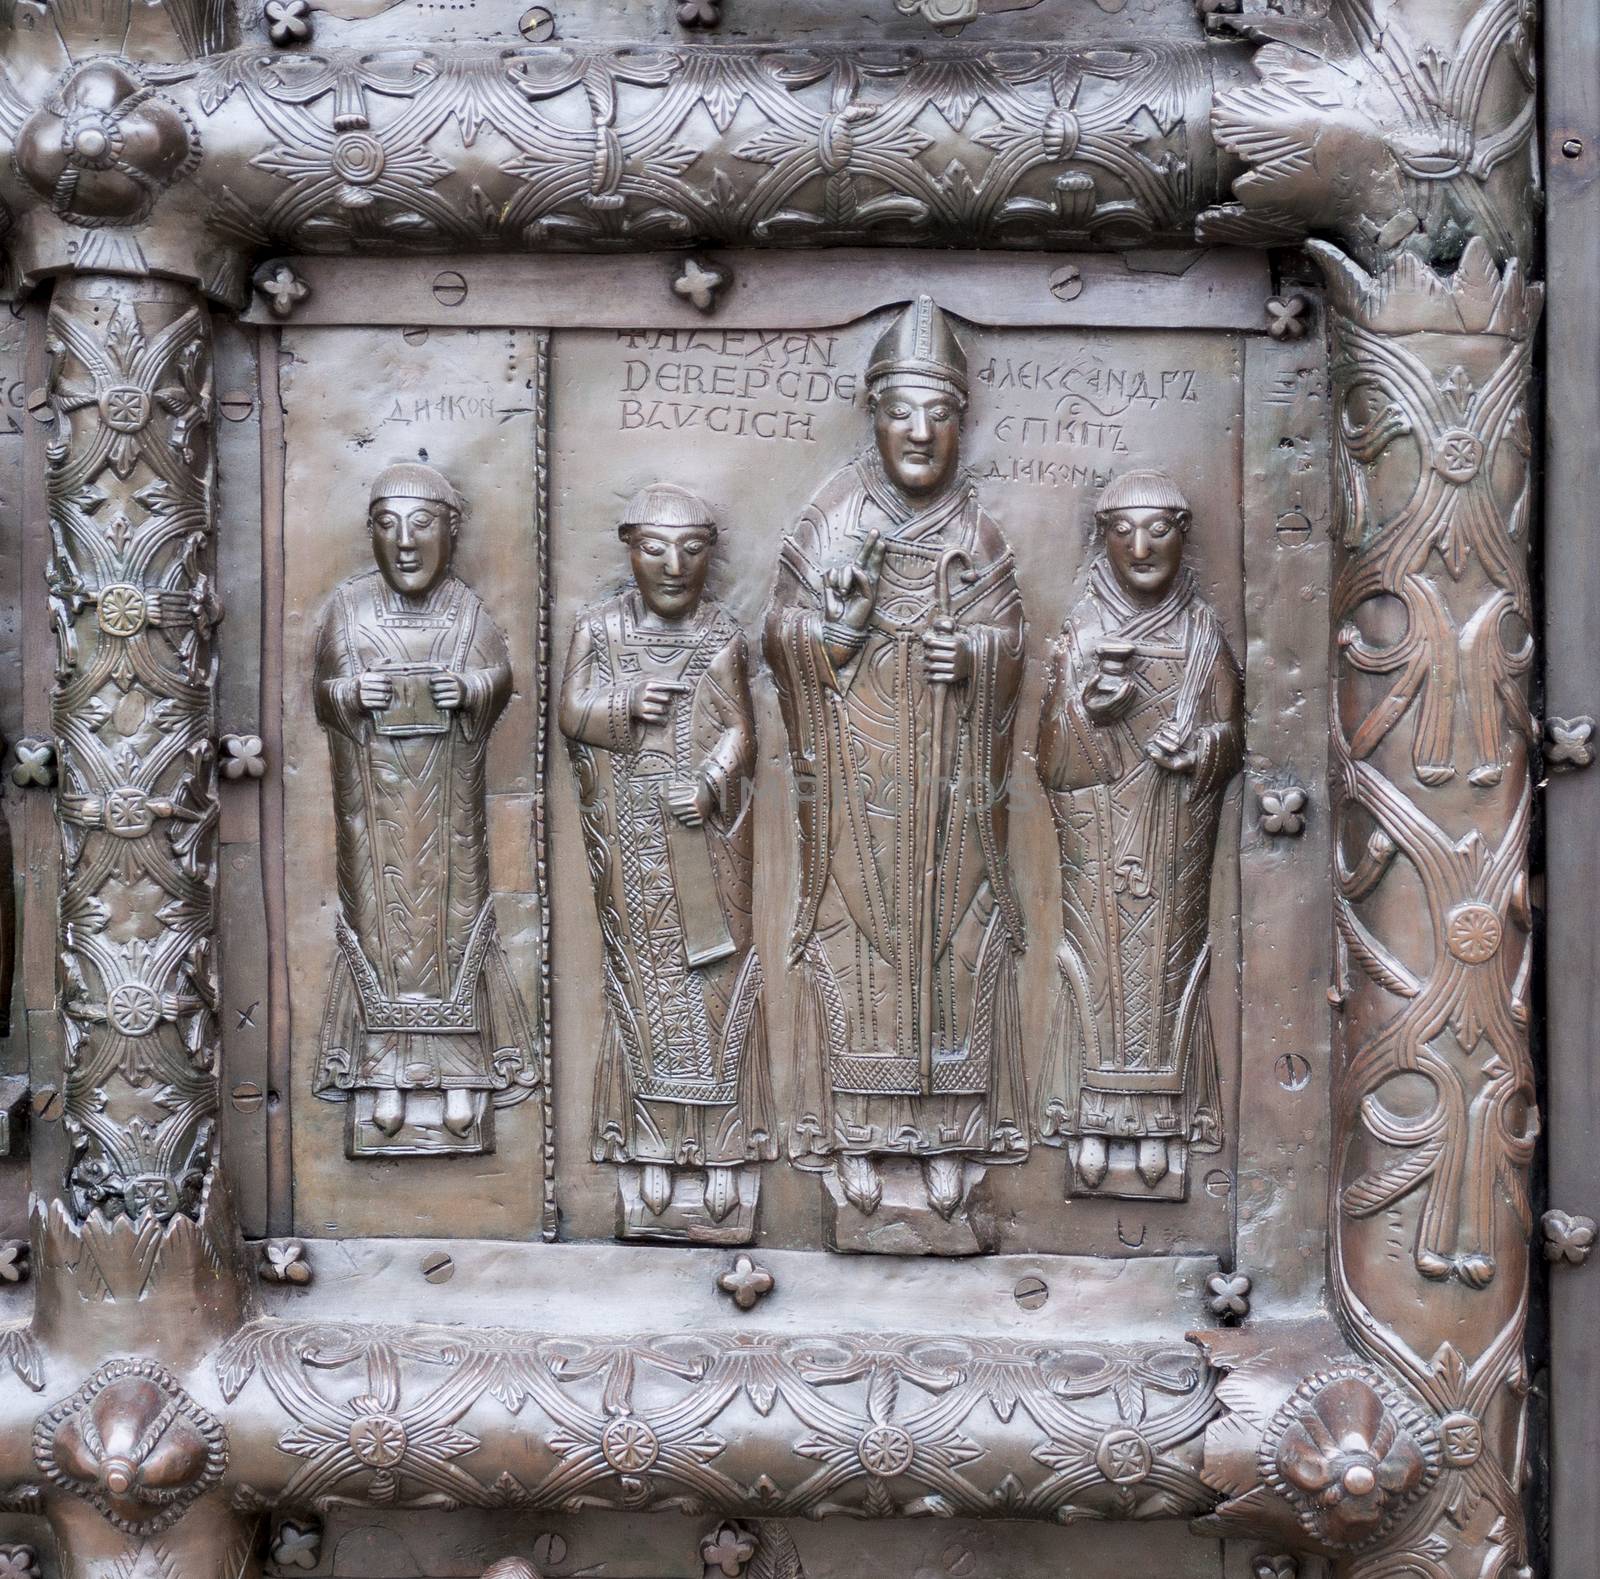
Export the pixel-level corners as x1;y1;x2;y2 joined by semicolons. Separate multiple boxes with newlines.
216;1322;1218;1522
211;43;1215;255
1202;0;1536;268
1320;237;1541;1573
46;277;221;1224
0;40;1223;300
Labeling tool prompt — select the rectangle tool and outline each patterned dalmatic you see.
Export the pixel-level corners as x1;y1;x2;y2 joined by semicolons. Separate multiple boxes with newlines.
312;569;540;1157
1035;557;1243;1199
561;590;776;1240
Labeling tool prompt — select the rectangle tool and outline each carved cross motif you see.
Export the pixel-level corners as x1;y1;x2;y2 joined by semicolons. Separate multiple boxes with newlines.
672;257;728;312
254;263;311;318
716;1255;775;1311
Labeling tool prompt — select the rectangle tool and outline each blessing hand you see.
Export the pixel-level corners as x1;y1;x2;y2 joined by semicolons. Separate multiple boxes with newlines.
822;530;886;634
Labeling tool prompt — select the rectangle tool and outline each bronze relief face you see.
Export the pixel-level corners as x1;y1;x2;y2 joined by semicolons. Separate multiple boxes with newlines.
368;493;458;600
870;383;964;499
1101;504;1189;605
624;522;714;624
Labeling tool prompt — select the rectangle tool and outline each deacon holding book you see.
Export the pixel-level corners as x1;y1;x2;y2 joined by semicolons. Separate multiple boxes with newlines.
312;463;540;1157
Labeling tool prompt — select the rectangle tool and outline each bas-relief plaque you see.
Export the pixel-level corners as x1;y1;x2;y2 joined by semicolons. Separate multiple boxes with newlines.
279;326;551;1240
560;482;776;1244
1035;469;1244;1201
548;302;1249;1255
311;462;541;1159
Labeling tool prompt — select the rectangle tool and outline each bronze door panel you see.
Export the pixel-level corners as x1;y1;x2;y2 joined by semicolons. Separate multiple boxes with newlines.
0;0;1569;1572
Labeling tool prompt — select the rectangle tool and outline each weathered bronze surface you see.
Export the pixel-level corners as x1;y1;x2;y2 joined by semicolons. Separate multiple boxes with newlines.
561;481;775;1243
0;0;1568;1571
1035;468;1244;1202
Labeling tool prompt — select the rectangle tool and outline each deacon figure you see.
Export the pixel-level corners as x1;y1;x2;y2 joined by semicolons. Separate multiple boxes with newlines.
312;463;540;1157
1034;469;1243;1198
766;296;1029;1226
560;483;775;1241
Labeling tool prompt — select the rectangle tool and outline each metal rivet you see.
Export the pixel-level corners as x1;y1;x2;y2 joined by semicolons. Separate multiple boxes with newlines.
231;1082;265;1113
1275;1052;1312;1091
532;1534;568;1566
1048;264;1083;301
518;4;555;39
432;271;468;308
1562;137;1584;158
1012;1274;1049;1311
421;1250;455;1283
1274;509;1313;543
31;1087;62;1123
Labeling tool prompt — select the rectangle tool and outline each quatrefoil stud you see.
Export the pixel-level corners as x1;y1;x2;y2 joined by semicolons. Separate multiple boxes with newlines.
1545;716;1595;771
1265;294;1312;340
1543;1209;1597;1266
676;0;723;25
264;0;313;44
255;261;311;319
221;733;267;780
11;738;54;789
1206;1271;1252;1320
259;1238;312;1285
716;1253;774;1311
673;256;729;313
1259;784;1307;836
700;1522;757;1576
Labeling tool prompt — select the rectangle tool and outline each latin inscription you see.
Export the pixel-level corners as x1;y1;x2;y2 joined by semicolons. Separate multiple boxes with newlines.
613;329;859;444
